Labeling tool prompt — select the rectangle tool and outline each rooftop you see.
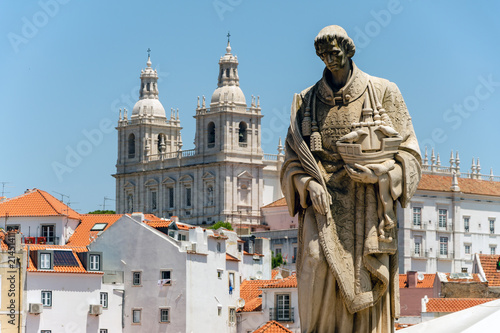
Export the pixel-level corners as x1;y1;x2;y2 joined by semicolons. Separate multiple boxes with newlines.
253;321;293;333
0;189;80;219
399;273;435;288
66;214;123;246
425;298;496;313
478;254;500;286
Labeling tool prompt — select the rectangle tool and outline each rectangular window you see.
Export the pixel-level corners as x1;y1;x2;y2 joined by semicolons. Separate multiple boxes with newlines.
229;272;235;294
41;291;52;307
464;217;470;233
132;309;141;323
161;270;171;285
440;237;448;255
40;253;52;269
491;246;497;255
100;292;108;308
168;188;174;208
413;207;421;226
41;225;55;244
160;308;169;323
41;331;52;333
490;219;495;234
100;330;108;333
293;247;297;263
465;244;471;255
414;242;421;256
275;248;282;256
276;294;291;321
89;254;100;271
439;209;447;228
217;270;223;279
133;272;141;286
6;225;20;232
151;191;157;211
186;188;192;207
229;308;236;324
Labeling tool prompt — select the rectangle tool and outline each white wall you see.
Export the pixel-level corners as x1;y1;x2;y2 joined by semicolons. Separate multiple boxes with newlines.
26;273;119;333
6;216;79;245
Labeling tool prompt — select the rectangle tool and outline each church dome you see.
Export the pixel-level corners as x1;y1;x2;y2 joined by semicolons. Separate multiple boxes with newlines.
210;85;246;105
132;98;166;118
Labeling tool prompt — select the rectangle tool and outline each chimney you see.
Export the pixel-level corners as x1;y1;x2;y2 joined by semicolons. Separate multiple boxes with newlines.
131;212;144;223
171;216;179;223
407;271;418;288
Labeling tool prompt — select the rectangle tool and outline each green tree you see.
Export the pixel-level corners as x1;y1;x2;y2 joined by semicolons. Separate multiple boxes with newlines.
87;210;116;214
208;221;233;230
272;251;286;269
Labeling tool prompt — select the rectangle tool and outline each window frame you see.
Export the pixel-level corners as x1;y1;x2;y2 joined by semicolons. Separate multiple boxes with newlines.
41;224;56;244
464;217;470;233
100;292;108;308
413;207;422;226
228;307;236;324
132;271;142;286
276;293;291;321
39;251;53;270
41;290;52;307
159;308;170;323
465;244;471;255
490;219;495;234
132;309;142;324
439;237;449;255
160;270;171;285
89;254;101;271
438;209;448;228
100;330;108;333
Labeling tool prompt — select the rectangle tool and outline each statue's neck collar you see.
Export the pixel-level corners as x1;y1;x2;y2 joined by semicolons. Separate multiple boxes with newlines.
317;62;368;106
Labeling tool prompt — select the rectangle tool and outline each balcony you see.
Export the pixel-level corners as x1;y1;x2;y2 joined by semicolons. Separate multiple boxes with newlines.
437;223;453;232
269;307;294;323
411;223;427;230
437;251;454;260
411;250;427;259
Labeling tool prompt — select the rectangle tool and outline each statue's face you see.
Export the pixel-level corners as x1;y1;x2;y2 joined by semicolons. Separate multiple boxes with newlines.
317;38;347;73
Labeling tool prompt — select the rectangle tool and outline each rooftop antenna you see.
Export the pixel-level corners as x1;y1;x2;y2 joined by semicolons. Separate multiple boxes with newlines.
53;191;69;203
0;182;13;197
100;196;115;211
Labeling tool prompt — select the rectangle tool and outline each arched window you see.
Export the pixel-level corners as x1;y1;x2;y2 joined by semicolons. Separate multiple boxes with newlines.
226;68;230;78
238;122;247;145
128;134;136;158
158;133;166;153
207;122;215;148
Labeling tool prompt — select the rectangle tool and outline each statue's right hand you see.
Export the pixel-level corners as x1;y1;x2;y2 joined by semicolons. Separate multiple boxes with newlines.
307;181;329;215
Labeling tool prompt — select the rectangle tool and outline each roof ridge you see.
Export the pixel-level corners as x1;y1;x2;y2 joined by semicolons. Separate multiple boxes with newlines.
38;189;79;218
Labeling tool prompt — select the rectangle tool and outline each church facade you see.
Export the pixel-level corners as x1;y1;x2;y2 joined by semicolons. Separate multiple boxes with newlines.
114;42;283;226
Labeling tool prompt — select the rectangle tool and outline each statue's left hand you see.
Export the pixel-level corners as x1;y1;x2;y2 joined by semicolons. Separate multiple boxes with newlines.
345;163;379;184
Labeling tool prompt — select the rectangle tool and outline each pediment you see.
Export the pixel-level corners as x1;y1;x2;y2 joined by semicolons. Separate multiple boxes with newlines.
144;179;159;186
179;174;194;183
202;172;215;180
237;170;253;179
123;181;135;189
162;176;176;185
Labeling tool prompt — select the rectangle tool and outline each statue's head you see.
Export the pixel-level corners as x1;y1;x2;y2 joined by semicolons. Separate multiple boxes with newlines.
314;25;355;72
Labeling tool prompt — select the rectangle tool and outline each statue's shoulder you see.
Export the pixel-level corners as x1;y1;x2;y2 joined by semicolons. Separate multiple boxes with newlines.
297;84;318;108
366;74;401;97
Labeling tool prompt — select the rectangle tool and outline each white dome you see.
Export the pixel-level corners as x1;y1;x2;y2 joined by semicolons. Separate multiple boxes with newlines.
132;98;166;118
211;85;246;106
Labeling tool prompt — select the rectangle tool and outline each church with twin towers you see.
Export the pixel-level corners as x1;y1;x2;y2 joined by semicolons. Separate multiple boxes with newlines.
114;39;284;227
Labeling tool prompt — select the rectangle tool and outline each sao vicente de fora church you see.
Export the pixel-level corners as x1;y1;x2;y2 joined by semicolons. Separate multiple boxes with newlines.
113;40;284;227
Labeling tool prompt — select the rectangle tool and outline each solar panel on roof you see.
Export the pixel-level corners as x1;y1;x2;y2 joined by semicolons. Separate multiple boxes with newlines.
54;250;79;267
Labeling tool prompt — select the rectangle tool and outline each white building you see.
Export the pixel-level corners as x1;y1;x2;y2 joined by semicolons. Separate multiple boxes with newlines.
88;213;271;332
398;150;500;274
114;41;284;226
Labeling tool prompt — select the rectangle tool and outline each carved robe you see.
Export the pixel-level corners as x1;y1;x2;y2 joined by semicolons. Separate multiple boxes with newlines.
281;62;421;333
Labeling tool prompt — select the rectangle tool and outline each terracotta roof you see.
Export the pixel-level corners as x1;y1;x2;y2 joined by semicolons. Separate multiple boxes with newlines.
262;274;297;289
418;174;500;197
478;254;500;286
262;197;288;209
226;253;239;262
444;273;482;283
240;279;273;303
26;245;102;274
241;297;262;312
66;214;123;246
253;321;293;333
425;298;496;313
271;268;280;279
399;273;435;288
145;220;172;228
243;250;264;256
0;189;80;219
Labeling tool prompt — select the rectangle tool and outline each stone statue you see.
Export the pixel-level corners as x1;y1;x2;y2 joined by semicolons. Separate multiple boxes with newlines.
280;25;421;332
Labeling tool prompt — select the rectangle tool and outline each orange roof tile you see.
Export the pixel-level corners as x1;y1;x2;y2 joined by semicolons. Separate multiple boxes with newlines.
240;279;275;307
253;321;293;333
262;197;288;209
27;246;102;274
241;297;262;312
418;174;500;197
425;298;496;313
226;253;239;262
478;254;500;286
445;273;482;283
271;268;280;279
262;274;297;289
145;220;172;228
0;189;80;219
66;214;123;246
399;273;435;288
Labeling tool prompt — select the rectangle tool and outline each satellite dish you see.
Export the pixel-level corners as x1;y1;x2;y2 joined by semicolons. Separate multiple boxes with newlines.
255;271;263;280
417;273;425;281
237;298;246;309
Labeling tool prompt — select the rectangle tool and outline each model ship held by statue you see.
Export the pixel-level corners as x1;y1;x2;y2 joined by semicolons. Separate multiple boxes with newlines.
336;80;403;242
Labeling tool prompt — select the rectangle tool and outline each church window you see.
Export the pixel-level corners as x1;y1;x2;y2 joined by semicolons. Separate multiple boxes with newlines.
168;187;174;208
226;68;230;78
207;122;215;148
186;187;192;207
128;134;136;158
147;82;150;91
238;122;247;145
151;191;157;211
158;133;166;153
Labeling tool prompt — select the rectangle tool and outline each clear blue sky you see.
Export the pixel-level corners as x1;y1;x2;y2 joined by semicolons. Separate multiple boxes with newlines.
1;0;499;213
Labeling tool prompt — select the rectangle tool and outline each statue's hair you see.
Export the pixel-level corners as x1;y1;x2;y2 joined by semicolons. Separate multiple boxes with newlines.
314;25;356;59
